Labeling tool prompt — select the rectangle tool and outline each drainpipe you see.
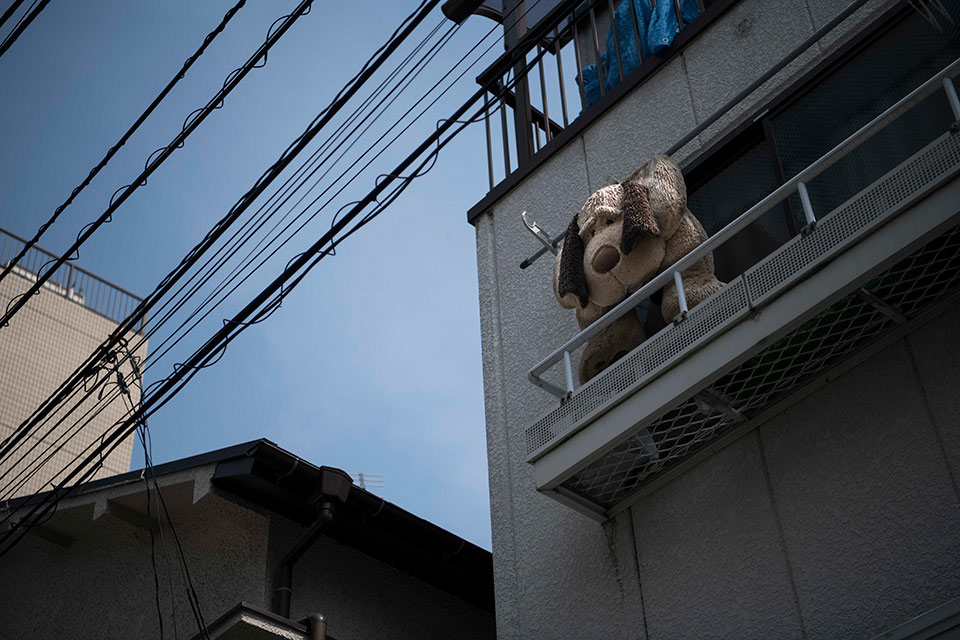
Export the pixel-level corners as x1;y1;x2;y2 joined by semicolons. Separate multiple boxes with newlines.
273;467;352;619
299;613;327;640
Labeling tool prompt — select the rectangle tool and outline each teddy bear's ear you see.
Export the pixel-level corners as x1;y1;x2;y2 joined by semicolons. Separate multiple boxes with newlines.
558;214;589;308
620;180;660;254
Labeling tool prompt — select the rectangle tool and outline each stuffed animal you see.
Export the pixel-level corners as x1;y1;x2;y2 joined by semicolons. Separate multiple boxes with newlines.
553;154;723;384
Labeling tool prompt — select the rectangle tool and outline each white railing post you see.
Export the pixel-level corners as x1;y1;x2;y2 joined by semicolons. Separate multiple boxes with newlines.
526;58;960;399
944;76;960;125
673;270;688;324
797;180;817;235
562;351;575;396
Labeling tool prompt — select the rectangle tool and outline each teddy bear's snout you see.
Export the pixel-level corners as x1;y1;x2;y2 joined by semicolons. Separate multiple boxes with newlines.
592;245;620;274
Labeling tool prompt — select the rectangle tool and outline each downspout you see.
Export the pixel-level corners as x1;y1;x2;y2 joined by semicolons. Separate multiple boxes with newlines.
275;500;335;618
272;466;352;619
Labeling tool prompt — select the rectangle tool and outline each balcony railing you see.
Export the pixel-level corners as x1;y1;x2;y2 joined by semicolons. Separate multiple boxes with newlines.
0;226;145;333
475;0;720;197
524;58;960;519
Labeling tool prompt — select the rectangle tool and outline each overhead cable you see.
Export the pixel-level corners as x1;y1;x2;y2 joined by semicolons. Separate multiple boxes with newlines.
0;0;442;485
0;0;540;510
0;0;27;32
0;0;315;330
0;15;460;502
0;32;552;559
0;0;248;289
0;0;50;60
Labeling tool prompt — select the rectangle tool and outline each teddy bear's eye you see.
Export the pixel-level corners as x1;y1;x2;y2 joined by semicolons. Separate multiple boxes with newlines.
590;229;595;237
606;218;614;225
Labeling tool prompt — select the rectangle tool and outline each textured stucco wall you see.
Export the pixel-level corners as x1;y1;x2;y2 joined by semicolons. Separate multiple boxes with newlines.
0;468;271;639
0;272;144;496
275;519;496;640
0;464;495;640
470;1;960;638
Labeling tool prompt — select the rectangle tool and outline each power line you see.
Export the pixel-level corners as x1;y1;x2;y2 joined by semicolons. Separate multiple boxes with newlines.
0;0;315;330
0;13;461;503
0;0;543;514
0;0;50;60
0;0;27;32
0;0;247;289
0;33;551;558
0;0;446;502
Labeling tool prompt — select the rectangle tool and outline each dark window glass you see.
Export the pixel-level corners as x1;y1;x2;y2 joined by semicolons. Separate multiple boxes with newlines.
773;6;960;218
686;129;789;282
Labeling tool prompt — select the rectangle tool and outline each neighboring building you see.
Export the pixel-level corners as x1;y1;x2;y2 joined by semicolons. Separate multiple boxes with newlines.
0;439;496;640
0;226;145;497
465;0;960;638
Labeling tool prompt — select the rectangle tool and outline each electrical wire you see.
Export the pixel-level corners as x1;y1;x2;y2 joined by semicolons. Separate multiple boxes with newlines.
0;0;550;557
0;0;315;330
0;22;552;559
0;0;544;516
0;0;27;33
0;0;444;470
0;0;248;289
0;19;461;502
0;0;49;60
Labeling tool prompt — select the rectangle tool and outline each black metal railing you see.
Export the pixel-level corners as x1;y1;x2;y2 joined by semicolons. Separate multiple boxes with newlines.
0;226;144;332
479;0;712;192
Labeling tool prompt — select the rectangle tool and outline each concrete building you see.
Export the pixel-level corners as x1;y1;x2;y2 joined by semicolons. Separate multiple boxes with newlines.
466;0;960;637
0;439;496;640
0;226;144;498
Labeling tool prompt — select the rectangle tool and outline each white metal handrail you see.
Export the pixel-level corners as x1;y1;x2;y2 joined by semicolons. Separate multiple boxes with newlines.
529;57;960;398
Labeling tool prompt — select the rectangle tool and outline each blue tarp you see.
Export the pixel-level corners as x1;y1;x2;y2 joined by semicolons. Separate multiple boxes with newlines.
579;0;700;108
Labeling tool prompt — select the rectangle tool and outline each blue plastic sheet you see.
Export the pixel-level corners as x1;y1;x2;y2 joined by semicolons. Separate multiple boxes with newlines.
579;0;701;108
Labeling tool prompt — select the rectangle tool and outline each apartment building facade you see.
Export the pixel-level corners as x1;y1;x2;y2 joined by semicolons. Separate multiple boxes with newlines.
465;0;960;637
0;226;144;497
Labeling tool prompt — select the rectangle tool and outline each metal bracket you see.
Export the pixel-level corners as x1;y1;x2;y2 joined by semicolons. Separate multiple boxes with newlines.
908;0;954;32
856;287;910;325
694;389;746;423
521;211;559;256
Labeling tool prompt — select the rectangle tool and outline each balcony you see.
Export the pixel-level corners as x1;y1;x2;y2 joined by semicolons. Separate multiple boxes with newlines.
467;0;733;221
523;59;960;520
0;225;145;332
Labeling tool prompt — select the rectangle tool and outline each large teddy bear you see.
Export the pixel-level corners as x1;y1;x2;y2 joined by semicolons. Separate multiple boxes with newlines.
553;154;723;384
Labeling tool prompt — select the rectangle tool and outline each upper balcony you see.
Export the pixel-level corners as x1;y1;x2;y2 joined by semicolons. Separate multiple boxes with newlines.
467;0;729;220
476;1;960;520
0;225;145;332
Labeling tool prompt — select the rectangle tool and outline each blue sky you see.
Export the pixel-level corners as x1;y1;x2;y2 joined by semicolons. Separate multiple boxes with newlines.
0;1;506;549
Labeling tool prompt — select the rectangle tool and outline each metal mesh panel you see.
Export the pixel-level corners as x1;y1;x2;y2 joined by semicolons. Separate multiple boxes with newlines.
526;130;960;460
687;136;790;282
748;132;960;304
561;223;960;510
525;278;748;456
774;5;960;197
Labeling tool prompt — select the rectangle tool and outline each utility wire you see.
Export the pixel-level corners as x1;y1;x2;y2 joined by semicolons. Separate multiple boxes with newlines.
0;0;27;32
0;0;539;544
0;0;541;509
0;0;49;60
0;0;247;289
0;30;552;558
8;0;511;470
0;16;459;502
0;0;314;330
0;0;441;468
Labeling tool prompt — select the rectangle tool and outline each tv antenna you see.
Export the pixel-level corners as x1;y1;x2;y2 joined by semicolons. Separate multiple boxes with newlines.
350;473;384;491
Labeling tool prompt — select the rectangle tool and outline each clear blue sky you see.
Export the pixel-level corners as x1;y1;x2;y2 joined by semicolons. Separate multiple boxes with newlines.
0;1;505;549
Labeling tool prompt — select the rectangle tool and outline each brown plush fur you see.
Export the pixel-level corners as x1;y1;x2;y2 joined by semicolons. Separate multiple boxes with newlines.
620;181;659;254
558;215;589;308
553;154;725;384
579;313;645;383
